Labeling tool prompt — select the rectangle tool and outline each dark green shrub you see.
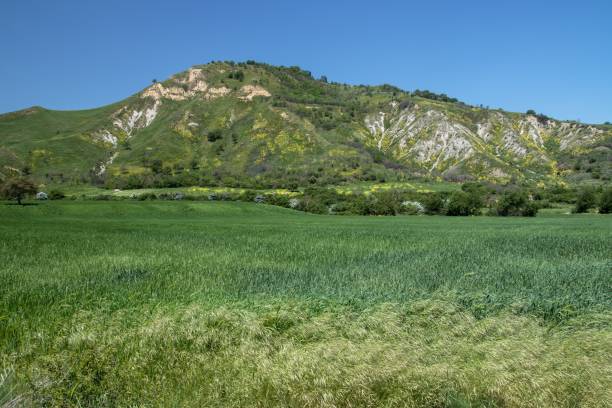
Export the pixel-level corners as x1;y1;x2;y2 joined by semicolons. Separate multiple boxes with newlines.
370;191;401;215
422;193;445;215
535;199;552;209
240;190;258;202
137;193;157;201
298;197;327;214
93;194;113;201
495;190;538;217
446;191;480;216
207;130;223;142
49;189;66;200
265;194;290;207
572;188;596;213
521;201;539;217
598;188;612;214
331;201;354;214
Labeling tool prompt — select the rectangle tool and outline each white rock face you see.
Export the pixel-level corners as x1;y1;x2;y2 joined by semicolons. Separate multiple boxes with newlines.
144;100;160;127
365;112;386;149
111;99;160;139
96;152;118;176
363;102;605;176
114;110;142;135
95;130;118;147
140;68;232;102
205;86;231;99
365;107;475;167
239;85;271;101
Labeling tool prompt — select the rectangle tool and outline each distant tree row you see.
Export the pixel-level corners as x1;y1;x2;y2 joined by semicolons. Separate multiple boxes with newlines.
573;187;612;214
3;174;611;216
412;89;459;103
526;109;551;123
227;70;244;81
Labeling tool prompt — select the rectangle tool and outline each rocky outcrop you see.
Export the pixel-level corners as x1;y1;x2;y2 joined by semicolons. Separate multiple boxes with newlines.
364;102;606;178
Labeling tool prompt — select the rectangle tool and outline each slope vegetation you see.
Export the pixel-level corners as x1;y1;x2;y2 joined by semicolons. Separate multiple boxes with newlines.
1;61;610;187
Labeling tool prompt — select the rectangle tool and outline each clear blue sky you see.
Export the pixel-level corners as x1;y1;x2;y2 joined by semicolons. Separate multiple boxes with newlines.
1;0;611;123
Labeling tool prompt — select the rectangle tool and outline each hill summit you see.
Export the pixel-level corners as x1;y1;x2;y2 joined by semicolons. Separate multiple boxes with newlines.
1;61;610;188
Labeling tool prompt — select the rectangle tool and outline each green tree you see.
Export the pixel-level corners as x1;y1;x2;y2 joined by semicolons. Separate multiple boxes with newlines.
422;193;445;215
461;182;487;212
496;190;538;216
573;188;596;213
1;177;37;205
598;188;612;214
207;130;223;142
446;191;472;216
150;159;163;175
446;190;483;216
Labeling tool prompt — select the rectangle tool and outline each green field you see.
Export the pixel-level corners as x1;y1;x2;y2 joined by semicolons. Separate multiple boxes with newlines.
1;201;610;407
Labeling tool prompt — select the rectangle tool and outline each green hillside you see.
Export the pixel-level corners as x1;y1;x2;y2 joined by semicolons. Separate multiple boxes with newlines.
1;61;610;188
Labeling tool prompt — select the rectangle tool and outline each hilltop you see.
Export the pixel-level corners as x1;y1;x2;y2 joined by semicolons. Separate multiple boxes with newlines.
1;61;610;188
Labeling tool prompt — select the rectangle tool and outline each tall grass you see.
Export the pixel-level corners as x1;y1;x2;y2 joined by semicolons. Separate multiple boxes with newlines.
0;201;610;406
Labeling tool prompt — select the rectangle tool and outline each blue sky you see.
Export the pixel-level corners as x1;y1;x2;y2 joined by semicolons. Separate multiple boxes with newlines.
1;0;611;123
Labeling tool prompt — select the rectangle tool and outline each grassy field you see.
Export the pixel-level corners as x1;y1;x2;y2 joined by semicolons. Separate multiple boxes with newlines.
0;201;610;407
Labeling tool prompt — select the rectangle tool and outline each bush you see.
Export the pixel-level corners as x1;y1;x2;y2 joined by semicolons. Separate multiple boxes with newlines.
495;190;538;217
521;201;539;217
49;189;66;200
136;193;157;201
400;201;424;215
370;191;402;215
573;188;596;213
298;197;327;214
446;191;481;216
598;188;612;214
93;194;113;201
422;193;445;215
207;130;223;142
240;190;258;202
265;194;290;208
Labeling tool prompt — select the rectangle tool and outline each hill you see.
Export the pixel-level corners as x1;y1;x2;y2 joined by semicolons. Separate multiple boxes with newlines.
1;61;610;188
